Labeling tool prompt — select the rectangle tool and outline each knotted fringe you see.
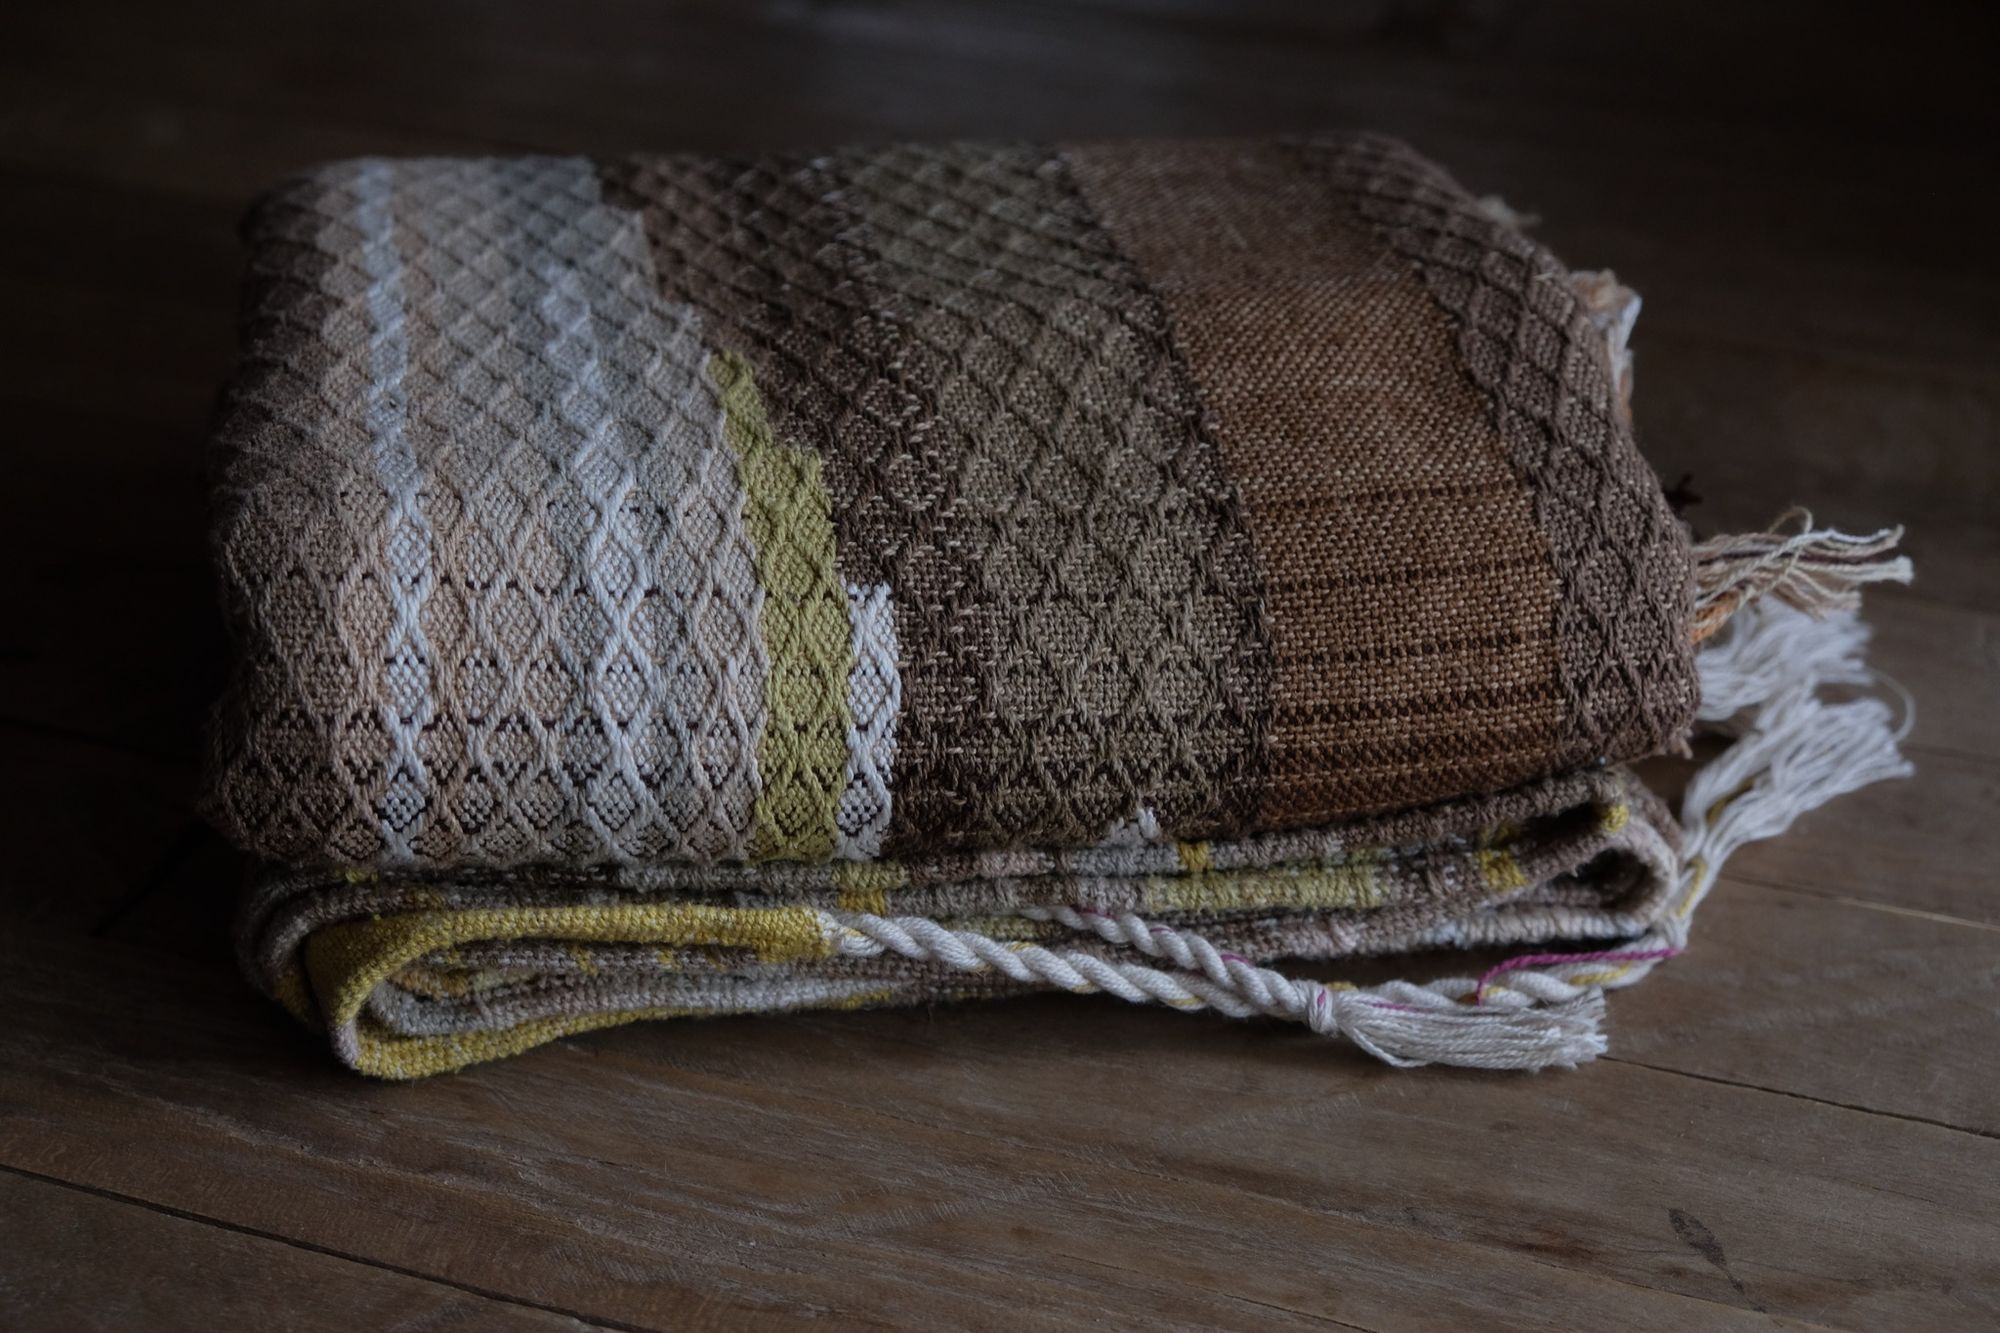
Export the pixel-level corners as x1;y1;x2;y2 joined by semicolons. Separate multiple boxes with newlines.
818;526;1913;1070
1691;508;1911;642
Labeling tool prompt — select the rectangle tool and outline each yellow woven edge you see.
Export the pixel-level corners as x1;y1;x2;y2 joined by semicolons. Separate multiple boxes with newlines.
299;902;833;1079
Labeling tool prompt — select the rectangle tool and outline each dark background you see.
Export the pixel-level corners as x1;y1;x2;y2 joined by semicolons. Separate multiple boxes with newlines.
2;4;1996;1327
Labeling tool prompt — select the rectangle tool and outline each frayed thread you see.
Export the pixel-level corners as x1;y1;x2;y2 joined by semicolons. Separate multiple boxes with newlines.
1692;508;1911;642
1571;269;1641;426
1674;602;1915;925
1474;194;1541;230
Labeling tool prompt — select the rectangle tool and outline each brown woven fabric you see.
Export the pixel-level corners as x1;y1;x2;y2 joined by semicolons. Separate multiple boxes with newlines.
1305;134;1697;770
199;134;1719;1077
1068;138;1566;822
209;136;1694;868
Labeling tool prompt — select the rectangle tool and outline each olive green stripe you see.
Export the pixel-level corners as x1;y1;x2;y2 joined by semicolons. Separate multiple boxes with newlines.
709;350;853;861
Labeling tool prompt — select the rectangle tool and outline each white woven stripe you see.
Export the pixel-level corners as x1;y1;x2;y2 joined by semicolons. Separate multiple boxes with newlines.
353;158;436;862
431;158;765;863
835;581;901;860
540;233;665;859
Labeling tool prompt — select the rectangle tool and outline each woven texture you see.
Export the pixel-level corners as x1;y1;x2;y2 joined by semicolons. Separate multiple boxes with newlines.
205;134;1712;1076
238;768;1681;1078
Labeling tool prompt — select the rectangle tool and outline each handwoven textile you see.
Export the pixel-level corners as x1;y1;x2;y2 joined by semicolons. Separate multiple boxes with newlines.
206;135;1908;1077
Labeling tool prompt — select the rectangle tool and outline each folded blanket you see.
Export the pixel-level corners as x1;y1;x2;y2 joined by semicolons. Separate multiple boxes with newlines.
207;134;1911;1077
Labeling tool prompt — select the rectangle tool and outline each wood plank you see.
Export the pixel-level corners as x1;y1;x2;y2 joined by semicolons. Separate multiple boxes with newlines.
92;822;244;968
1864;594;2000;763
1613;880;2000;1135
0;1169;597;1332
1722;752;1998;926
0;926;1992;1329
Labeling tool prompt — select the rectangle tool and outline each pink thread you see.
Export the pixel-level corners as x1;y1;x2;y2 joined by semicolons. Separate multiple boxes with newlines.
1473;947;1683;1004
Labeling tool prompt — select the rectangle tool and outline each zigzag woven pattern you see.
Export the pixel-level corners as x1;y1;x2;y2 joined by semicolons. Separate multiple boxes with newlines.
205;135;1906;1078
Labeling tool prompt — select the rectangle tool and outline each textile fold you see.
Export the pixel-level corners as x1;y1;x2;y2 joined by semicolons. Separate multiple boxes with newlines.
205;135;1910;1077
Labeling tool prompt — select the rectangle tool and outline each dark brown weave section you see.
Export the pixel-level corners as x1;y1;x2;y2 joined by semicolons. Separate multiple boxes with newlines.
1299;134;1698;767
1066;139;1567;822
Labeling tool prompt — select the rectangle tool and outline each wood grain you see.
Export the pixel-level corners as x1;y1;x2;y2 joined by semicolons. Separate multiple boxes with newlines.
1;926;1992;1329
0;1170;601;1331
1;0;1995;1327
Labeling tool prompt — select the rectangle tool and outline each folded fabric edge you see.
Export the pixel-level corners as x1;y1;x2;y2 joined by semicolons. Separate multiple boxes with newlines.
260;809;1674;1078
289;902;837;1076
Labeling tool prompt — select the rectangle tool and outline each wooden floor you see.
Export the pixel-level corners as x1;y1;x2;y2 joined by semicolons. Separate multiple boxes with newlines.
3;2;1996;1327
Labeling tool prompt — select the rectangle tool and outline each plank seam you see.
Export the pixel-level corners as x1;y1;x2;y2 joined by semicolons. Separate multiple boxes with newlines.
0;1161;641;1332
1601;1057;2000;1143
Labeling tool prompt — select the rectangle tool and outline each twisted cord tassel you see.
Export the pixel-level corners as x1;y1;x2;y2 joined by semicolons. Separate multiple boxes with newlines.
825;910;1608;1069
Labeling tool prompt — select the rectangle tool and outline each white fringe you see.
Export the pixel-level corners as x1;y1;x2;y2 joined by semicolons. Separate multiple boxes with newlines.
1673;601;1914;927
1693;594;1878;718
820;599;1913;1071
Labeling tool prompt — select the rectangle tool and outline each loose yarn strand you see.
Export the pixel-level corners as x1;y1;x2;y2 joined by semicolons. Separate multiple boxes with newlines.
1691;508;1910;642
